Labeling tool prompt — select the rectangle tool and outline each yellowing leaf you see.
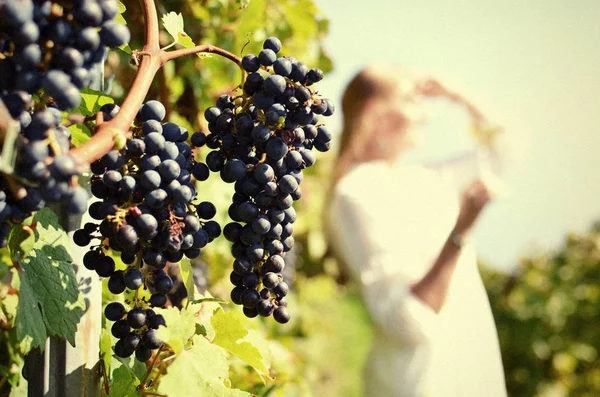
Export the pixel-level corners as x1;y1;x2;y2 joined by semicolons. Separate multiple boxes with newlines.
162;12;185;42
177;31;196;49
211;309;269;376
157;335;252;397
155;306;199;354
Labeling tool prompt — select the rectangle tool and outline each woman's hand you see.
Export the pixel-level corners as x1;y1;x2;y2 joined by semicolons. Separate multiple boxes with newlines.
454;179;495;235
417;78;448;97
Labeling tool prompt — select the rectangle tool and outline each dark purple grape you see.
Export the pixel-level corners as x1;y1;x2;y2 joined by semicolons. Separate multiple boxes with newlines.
104;302;125;321
273;306;290;324
127;308;147;329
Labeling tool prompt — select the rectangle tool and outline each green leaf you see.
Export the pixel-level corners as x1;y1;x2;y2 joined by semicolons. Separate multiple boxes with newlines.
211;308;269;376
107;365;143;397
179;258;195;301
157;335;252;397
113;355;147;383
154;306;199;354
114;1;127;25
16;280;47;352
100;329;113;370
76;88;114;116
68;124;91;146
8;221;35;262
118;42;131;55
14;209;85;352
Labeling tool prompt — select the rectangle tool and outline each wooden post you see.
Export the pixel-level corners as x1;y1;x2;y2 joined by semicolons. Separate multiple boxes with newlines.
26;197;102;397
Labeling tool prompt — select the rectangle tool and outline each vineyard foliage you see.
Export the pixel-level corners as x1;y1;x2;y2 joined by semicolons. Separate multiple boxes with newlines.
482;221;600;397
0;0;347;396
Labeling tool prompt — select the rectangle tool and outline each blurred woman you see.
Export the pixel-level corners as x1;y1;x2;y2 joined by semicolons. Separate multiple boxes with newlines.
326;63;507;397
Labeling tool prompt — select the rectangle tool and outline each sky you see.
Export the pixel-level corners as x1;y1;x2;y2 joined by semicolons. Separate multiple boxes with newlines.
313;0;600;271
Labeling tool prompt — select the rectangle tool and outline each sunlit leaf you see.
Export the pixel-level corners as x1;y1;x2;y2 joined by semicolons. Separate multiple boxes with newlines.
157;335;252;396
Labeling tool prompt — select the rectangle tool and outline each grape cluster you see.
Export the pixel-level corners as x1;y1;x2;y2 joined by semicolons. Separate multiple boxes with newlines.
0;0;130;111
0;0;131;246
192;37;334;323
73;100;218;360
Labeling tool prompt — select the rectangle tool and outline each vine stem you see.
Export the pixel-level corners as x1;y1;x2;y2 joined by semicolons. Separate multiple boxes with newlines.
67;0;242;166
141;344;164;387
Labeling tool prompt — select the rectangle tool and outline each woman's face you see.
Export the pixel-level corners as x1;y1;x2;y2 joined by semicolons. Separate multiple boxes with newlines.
365;94;426;161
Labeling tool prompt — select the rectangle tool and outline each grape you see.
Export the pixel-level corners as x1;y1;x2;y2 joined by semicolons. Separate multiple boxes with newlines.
289;62;309;83
111;320;130;339
257;300;274;317
190;131;206;147
263;37;282;53
127;308;147;329
99;21;131;48
124;269;144;290
197;202;217;219
73;229;91;247
262;272;280;289
121;333;141;352
258;49;276;66
139;100;166;122
114;339;133;358
264;75;287;96
241;54;261;73
108;271;126;294
273;58;292;76
104;302;125;321
141;329;162;349
149;293;167;308
154;274;173;294
157;159;181;181
273;306;290;324
135;348;152;362
148;314;166;329
241;289;260;308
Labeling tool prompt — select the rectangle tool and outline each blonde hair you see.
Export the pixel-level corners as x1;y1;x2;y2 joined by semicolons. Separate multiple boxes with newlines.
332;63;420;186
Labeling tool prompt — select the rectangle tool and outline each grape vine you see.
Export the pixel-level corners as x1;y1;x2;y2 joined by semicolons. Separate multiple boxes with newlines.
0;0;335;394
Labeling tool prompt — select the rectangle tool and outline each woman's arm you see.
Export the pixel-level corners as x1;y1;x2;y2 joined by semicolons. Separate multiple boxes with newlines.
417;78;485;122
410;179;493;312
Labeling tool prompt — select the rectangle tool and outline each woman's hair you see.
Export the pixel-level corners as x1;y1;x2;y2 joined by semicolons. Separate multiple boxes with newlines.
331;63;420;185
324;63;421;283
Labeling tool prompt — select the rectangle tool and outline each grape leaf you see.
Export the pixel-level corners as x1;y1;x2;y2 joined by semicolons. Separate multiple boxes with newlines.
76;88;114;116
179;258;196;301
162;12;186;43
7;220;35;262
157;335;252;397
14;209;85;352
161;12;201;56
114;1;127;25
211;308;269;376
68;124;91;146
1;293;18;323
100;328;113;370
154;306;199;354
16;280;47;352
107;365;143;397
113;355;147;383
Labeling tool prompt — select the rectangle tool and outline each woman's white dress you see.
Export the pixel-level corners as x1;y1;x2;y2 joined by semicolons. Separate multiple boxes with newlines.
327;160;507;397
